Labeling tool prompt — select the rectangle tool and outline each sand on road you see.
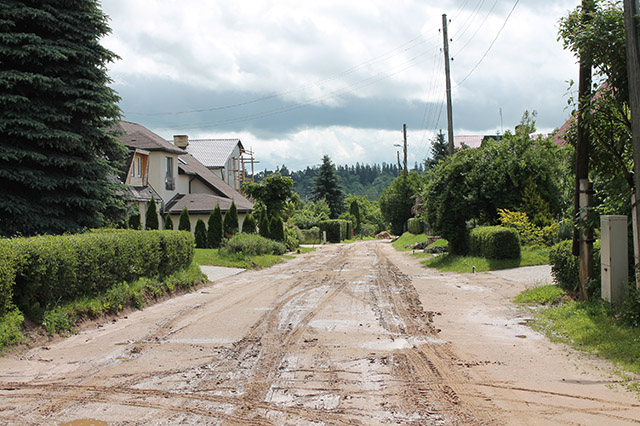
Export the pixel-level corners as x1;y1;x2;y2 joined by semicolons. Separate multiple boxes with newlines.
1;240;639;425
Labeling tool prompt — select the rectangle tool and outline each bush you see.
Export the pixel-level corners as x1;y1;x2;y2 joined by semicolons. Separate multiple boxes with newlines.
284;224;300;251
194;219;207;248
318;219;348;243
223;201;239;236
223;233;286;256
0;240;20;317
164;214;174;230
407;218;423;235
270;216;285;241
207;205;223;248
469;226;520;259
145;196;159;230
0;309;23;350
361;223;377;237
6;230;194;319
178;207;191;232
242;213;256;234
259;214;270;238
299;227;321;244
549;239;601;294
128;212;141;230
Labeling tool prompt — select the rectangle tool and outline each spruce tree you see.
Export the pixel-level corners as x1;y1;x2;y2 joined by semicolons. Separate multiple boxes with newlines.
207;204;223;248
425;130;449;170
0;1;127;236
242;213;256;234
164;214;174;230
223;200;239;236
145;196;159;230
194;219;207;248
312;155;344;219
178;207;191;232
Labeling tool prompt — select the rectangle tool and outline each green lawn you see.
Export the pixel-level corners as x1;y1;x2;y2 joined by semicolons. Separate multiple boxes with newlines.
422;246;550;273
194;246;314;269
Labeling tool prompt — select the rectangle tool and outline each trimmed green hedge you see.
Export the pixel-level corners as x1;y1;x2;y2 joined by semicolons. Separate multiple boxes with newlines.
469;226;520;259
223;233;286;256
2;230;194;319
318;219;349;243
407;218;423;235
299;227;321;244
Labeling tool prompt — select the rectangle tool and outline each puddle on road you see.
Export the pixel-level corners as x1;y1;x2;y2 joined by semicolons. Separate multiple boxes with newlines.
59;419;107;426
515;335;527;339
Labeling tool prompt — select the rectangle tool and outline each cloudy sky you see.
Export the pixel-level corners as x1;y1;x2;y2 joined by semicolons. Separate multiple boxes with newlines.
101;0;582;172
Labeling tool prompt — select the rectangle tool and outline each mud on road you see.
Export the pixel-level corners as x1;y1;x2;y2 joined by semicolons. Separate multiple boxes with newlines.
1;241;639;425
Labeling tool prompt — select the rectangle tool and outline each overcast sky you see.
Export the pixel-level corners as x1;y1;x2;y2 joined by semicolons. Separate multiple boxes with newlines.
101;0;582;172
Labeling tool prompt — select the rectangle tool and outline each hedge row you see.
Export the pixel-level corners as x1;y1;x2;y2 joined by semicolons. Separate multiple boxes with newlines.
469;226;520;260
1;230;194;318
318;219;351;243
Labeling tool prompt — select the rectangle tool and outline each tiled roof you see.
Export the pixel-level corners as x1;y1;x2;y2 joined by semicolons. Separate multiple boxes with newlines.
185;139;243;168
114;121;186;155
165;193;251;214
178;153;253;211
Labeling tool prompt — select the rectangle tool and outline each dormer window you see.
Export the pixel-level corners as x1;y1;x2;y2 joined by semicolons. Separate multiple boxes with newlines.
136;156;142;178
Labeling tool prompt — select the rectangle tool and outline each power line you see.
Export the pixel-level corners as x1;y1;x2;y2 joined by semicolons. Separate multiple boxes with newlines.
453;0;520;88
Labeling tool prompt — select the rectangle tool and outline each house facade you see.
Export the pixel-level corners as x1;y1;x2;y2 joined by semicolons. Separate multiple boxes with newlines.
115;121;253;231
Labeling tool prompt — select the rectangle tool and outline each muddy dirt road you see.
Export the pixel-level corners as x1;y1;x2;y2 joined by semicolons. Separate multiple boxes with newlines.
1;240;639;425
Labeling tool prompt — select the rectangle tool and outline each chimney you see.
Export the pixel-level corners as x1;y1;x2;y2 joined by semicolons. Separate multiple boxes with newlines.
173;135;189;148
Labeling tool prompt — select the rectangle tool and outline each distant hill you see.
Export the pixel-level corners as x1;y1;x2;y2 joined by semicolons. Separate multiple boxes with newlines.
253;162;422;201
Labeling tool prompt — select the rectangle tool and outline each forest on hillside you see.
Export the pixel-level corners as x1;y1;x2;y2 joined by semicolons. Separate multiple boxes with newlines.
253;162;424;201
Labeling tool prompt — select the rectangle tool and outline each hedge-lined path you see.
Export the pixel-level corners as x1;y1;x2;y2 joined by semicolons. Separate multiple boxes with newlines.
1;240;639;425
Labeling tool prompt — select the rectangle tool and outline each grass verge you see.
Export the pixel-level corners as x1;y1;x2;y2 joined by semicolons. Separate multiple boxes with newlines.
195;248;289;269
422;246;550;273
392;233;434;251
516;286;640;393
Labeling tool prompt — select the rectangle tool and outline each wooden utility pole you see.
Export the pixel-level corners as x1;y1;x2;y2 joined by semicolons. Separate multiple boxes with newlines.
442;14;454;155
573;0;595;300
402;124;408;176
624;0;640;288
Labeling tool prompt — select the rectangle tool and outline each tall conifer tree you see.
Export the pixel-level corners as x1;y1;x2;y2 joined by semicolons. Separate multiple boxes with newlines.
0;1;127;236
312;155;344;219
207;204;223;248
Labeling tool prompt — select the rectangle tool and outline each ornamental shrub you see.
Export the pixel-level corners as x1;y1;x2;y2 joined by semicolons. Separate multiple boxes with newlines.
548;240;579;292
145;196;159;230
300;227;321;244
223;233;286;256
223;201;239;237
178;207;191;232
469;226;520;260
284;224;300;251
318;219;348;243
7;230;194;319
194;219;207;248
259;214;270;238
164;214;174;230
270;216;285;242
242;213;256;234
407;218;423;235
207;205;223;248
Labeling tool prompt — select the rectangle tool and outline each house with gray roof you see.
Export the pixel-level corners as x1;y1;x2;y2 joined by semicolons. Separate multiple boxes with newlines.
174;137;256;192
114;121;253;231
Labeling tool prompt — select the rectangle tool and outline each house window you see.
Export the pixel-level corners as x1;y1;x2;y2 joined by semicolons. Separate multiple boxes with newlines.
130;157;135;177
165;156;175;190
136;156;142;178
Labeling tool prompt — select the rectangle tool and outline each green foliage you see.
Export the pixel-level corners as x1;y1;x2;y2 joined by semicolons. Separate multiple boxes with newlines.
424;130;449;170
145;197;159;230
128;211;141;230
299;227;321;244
520;178;553;227
194;219;207;248
349;200;361;233
222;233;286;256
469;226;521;260
498;208;558;247
242;213;256;234
423;246;550;273
259;214;270;238
284;224;300;251
0;240;20;316
515;285;565;305
312;155;345;219
242;172;294;218
5;230;194;320
380;171;423;236
0;0;128;237
164;214;174;230
318;219;348;243
344;194;387;234
0;309;24;351
269;216;285;241
207;205;223;248
615;285;640;328
291;199;331;229
178;207;191;232
392;232;429;252
548;240;580;293
407;218;423;235
223;201;239;236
